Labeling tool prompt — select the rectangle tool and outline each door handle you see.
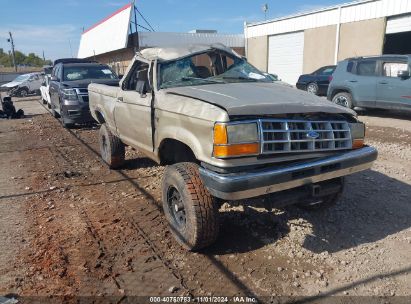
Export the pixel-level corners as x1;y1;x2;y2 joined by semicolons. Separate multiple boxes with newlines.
117;97;123;102
379;82;388;85
348;80;358;83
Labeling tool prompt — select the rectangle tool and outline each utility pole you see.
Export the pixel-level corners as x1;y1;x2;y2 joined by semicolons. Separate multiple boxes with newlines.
42;50;45;62
7;32;17;72
262;4;269;20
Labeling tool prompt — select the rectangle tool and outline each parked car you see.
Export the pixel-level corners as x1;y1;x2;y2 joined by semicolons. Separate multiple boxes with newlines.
297;65;336;95
88;44;377;251
328;55;411;110
49;59;119;128
0;72;44;97
40;75;51;108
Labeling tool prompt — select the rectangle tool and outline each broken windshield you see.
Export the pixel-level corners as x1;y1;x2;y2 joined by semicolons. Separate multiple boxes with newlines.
158;50;271;89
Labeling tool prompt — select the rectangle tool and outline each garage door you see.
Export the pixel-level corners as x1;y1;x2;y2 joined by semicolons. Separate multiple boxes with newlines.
268;31;304;86
386;14;411;34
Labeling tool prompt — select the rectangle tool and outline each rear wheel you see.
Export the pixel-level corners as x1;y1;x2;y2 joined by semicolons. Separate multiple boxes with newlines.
19;88;28;98
162;163;219;251
99;123;125;169
332;92;353;109
306;83;319;95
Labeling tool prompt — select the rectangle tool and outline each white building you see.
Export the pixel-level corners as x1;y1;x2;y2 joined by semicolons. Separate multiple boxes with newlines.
78;3;244;75
245;0;411;85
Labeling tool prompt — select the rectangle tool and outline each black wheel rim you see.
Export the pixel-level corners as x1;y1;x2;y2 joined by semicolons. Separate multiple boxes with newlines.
334;96;349;107
167;186;186;229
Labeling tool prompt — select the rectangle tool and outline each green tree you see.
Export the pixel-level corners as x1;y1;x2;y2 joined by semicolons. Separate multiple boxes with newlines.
0;49;51;67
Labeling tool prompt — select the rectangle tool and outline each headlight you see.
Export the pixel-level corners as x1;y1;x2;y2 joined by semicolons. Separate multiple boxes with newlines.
213;122;259;158
62;89;78;101
349;122;365;149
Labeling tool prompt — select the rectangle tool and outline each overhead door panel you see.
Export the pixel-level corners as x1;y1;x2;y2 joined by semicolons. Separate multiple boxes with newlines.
268;31;304;86
386;14;411;34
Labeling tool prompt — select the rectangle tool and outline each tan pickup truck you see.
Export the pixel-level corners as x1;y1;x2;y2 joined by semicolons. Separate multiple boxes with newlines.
88;44;377;251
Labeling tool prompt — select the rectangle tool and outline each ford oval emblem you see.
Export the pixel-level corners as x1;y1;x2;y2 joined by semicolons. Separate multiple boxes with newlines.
306;131;320;139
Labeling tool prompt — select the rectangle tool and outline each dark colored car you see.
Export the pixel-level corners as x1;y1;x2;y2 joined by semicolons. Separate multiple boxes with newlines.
296;65;336;96
49;59;119;128
327;55;411;111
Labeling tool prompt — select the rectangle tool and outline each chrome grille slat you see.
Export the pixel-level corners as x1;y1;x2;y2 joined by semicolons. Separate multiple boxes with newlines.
260;119;352;154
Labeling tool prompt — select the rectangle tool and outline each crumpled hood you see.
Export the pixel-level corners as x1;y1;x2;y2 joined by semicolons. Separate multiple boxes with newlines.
61;78;119;89
1;81;22;88
165;82;356;117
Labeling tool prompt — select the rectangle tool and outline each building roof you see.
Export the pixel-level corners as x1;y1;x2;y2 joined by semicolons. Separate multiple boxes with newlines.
245;0;411;38
138;43;240;61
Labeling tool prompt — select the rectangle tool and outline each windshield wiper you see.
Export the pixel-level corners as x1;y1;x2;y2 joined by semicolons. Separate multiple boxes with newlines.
221;76;258;82
181;77;224;84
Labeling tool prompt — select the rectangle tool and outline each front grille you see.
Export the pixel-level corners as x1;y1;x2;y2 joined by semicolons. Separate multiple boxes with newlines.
74;88;89;103
260;119;352;154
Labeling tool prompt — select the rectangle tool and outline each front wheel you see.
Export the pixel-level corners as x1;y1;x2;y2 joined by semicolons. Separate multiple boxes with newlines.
99;123;125;169
51;102;60;118
162;163;219;251
332;92;353;109
19;88;28;98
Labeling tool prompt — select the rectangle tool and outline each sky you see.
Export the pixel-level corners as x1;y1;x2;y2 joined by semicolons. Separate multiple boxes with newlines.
0;0;345;60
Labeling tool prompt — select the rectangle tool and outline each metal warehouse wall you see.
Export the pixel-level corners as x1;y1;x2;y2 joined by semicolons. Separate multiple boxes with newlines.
245;0;411;38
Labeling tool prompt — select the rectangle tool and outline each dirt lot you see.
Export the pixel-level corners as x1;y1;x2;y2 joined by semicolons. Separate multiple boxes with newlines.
0;96;410;303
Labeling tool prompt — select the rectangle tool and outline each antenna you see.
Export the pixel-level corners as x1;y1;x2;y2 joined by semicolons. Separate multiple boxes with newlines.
262;4;269;20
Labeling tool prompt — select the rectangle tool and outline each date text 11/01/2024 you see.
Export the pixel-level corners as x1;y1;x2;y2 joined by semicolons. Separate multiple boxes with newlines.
149;296;257;303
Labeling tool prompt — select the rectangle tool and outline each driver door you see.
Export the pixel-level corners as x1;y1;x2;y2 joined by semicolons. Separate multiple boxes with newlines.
114;58;153;153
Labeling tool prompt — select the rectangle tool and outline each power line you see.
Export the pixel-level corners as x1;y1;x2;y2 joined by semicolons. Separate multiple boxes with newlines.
134;6;155;32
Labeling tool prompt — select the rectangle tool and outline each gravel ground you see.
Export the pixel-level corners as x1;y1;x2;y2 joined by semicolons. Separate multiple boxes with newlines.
0;96;410;303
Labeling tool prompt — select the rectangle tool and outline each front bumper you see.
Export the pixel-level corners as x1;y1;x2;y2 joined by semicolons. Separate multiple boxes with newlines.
199;146;378;200
61;104;94;124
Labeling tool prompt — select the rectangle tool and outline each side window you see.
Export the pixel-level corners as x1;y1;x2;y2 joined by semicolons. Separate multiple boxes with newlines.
52;65;60;80
347;61;355;73
124;61;150;92
357;60;377;76
382;62;408;78
321;67;335;75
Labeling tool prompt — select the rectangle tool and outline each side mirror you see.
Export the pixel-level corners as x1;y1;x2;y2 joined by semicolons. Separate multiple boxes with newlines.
118;74;124;79
398;70;410;79
51;76;59;82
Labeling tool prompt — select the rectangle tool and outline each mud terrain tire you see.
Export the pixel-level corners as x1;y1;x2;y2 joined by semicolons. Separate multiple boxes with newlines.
162;162;219;251
99;123;125;169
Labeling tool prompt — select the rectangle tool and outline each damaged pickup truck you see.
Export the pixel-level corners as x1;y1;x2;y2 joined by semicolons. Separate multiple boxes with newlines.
88;44;377;250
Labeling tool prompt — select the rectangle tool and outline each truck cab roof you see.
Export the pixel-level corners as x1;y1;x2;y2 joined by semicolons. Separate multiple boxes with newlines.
138;43;240;61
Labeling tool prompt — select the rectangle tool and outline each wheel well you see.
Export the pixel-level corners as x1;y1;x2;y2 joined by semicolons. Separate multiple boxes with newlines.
159;139;197;165
331;89;351;100
94;111;105;124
